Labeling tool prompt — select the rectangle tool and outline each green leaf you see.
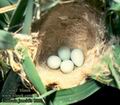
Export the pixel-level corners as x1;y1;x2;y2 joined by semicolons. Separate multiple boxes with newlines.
0;0;12;23
0;103;44;105
47;80;101;105
14;89;56;101
107;45;120;89
8;0;18;4
112;45;120;65
0;70;21;101
0;20;6;29
0;30;17;49
22;0;33;34
109;2;120;12
109;61;120;89
22;48;47;94
8;0;28;31
0;0;11;7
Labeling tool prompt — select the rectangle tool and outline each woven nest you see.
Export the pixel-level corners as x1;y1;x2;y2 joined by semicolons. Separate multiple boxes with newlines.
32;1;106;89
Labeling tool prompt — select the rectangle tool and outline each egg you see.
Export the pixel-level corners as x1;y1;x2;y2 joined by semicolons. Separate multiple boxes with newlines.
47;55;61;69
71;49;84;67
58;46;71;60
60;60;74;73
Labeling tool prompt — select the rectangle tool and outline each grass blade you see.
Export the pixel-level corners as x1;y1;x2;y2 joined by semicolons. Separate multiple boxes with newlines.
8;0;18;4
8;0;28;31
0;103;44;105
109;61;120;89
113;45;120;65
0;20;6;29
0;70;21;101
46;80;101;105
0;30;17;49
14;89;56;101
0;0;11;7
0;0;13;23
22;0;33;34
109;2;120;12
22;48;47;94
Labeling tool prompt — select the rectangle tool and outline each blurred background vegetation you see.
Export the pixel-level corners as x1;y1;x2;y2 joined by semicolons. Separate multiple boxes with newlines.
0;0;120;105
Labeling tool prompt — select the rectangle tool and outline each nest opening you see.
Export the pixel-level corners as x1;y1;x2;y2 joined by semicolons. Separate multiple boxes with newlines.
34;2;105;89
39;17;96;63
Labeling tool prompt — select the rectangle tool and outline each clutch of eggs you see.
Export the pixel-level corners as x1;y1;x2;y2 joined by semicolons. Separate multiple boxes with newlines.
47;46;84;73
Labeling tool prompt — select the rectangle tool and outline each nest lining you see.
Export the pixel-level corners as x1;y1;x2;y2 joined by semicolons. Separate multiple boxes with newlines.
33;1;105;89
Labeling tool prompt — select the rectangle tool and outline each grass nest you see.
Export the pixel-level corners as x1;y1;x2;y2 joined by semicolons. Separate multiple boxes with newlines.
29;1;107;89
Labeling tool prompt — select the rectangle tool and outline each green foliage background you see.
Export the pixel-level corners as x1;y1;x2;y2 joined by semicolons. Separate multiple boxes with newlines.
0;0;120;105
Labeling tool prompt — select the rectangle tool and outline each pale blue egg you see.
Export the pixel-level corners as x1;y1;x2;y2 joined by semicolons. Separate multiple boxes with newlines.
71;49;84;67
47;55;61;69
58;46;71;60
60;60;74;73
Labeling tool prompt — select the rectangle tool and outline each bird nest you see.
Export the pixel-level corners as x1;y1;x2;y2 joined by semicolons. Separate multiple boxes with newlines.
28;1;107;89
